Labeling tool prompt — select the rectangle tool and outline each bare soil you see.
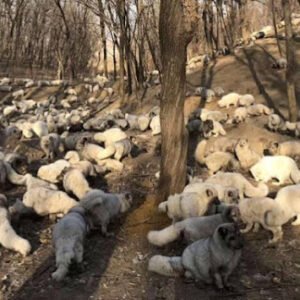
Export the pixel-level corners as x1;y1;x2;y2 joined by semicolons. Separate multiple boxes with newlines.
1;38;300;300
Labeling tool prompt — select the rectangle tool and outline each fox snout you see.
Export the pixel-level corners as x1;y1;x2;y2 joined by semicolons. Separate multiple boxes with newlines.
211;197;221;206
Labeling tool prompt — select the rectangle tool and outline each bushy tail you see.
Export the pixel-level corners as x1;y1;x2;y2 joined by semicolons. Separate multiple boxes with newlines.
97;159;124;172
158;201;168;213
148;255;184;277
9;199;34;220
218;124;227;136
80;190;104;209
1;221;31;256
244;181;269;198
4;162;27;185
52;244;75;281
195;140;207;164
228;158;240;171
138;116;150;131
93;131;104;143
52;263;69;281
68;173;91;200
13;237;31;257
264;206;292;227
97;145;116;161
76;186;92;200
264;107;273;115
147;223;183;247
58;142;65;153
291;168;300;184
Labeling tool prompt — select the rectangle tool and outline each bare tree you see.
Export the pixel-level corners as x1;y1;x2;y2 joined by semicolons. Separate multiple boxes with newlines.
53;0;75;78
282;0;298;121
1;0;298;81
0;0;95;79
158;0;198;202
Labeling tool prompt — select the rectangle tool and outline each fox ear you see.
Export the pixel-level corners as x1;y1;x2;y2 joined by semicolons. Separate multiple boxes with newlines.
223;205;232;219
70;206;86;215
218;226;228;238
211;198;221;206
107;119;115;127
239;139;246;146
124;192;132;204
206;188;213;198
0;195;8;208
230;206;240;217
80;136;90;145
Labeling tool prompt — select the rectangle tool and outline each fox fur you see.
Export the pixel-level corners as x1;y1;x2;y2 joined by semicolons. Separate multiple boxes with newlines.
250;156;300;185
265;184;300;227
148;223;243;289
158;187;219;222
195;140;239;174
239;197;284;243
52;206;89;281
206;171;269;199
0;194;31;256
235;139;261;169
148;206;240;246
23;187;78;216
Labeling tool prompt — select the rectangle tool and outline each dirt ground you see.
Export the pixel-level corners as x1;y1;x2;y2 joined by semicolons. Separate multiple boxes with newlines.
1;38;300;300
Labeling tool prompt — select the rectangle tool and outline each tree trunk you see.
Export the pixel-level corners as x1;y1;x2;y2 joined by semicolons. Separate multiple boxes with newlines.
117;0;126;103
145;29;161;72
158;0;198;202
109;29;118;81
218;4;231;50
228;0;236;49
208;1;215;57
136;0;145;86
147;3;162;72
113;38;117;81
56;48;64;79
272;0;283;56
203;5;210;52
54;0;76;79
98;0;108;77
125;53;133;95
216;6;220;51
239;0;248;41
282;0;298;122
124;10;133;95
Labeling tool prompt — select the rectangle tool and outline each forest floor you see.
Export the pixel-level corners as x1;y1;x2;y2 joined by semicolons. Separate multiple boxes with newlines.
2;38;300;300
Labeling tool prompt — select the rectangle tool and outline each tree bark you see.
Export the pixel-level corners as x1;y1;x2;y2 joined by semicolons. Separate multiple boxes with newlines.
208;1;215;57
113;37;117;81
117;0;126;103
98;0;108;77
158;0;198;202
216;4;220;51
282;0;298;122
124;9;133;95
136;0;145;87
54;0;76;79
272;0;282;56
